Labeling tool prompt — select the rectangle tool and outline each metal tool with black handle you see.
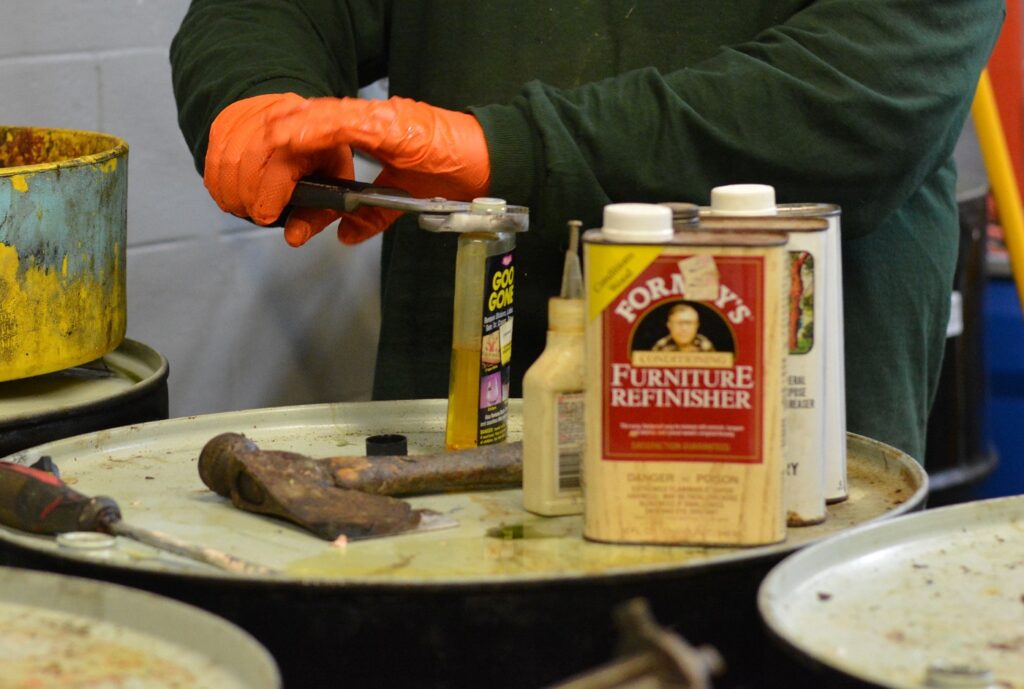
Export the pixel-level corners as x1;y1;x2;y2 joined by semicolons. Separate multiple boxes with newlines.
290;176;529;233
0;459;276;576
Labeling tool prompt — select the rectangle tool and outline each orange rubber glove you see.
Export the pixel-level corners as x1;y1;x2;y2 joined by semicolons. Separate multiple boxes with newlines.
203;93;355;245
263;96;491;245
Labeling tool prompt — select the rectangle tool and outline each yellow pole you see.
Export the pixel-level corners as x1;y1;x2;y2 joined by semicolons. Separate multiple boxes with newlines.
971;68;1024;313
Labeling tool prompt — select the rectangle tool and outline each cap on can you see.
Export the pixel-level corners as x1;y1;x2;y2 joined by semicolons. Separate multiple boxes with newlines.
601;203;673;242
470;197;508;213
709;184;777;215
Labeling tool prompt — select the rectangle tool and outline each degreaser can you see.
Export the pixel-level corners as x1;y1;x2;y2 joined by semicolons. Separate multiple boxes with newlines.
583;203;787;546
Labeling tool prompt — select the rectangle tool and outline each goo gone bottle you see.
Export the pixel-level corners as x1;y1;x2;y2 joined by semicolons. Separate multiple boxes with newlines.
583;203;787;545
523;220;586;516
445;199;518;450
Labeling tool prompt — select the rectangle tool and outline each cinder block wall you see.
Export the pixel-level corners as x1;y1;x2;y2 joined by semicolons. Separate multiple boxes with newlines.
0;0;382;416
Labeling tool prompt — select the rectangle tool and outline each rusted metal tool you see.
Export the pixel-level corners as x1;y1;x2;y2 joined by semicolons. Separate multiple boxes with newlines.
200;432;523;497
546;598;725;689
199;433;521;541
0;459;275;576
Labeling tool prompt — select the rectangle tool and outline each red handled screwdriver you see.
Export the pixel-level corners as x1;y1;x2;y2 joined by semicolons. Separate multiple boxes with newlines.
0;459;276;576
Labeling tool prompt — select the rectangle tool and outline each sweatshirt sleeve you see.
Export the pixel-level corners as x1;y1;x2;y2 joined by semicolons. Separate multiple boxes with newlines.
169;0;388;174
472;0;1004;239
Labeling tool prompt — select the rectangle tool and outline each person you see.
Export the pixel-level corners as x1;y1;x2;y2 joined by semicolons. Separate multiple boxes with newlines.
652;304;714;353
169;1;1003;464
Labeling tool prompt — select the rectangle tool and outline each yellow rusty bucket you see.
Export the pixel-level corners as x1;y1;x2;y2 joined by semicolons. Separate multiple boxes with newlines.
0;126;128;382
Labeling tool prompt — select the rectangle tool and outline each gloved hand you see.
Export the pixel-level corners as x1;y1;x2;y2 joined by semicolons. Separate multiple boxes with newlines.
263;95;491;245
203;93;355;246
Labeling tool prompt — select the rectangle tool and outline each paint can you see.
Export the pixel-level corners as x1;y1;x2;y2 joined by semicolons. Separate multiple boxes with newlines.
0;125;128;381
701;185;832;526
772;203;848;504
582;203;789;546
676;194;848;506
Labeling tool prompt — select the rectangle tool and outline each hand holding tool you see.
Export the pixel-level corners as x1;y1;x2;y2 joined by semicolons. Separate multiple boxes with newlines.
0;460;275;576
203;92;355;243
264;95;491;245
289;176;528;236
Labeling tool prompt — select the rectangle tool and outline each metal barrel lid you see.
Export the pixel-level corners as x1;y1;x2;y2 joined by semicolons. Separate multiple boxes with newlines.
0;400;924;586
758;495;1024;688
0;338;168;426
0;565;280;688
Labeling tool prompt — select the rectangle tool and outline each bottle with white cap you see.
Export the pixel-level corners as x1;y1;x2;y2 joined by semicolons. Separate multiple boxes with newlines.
582;202;788;546
705;184;829;526
445;197;518;450
700;187;848;506
522;220;586;516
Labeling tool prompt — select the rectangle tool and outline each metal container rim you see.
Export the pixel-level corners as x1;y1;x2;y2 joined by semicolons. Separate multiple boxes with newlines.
0;339;168;429
0;125;129;176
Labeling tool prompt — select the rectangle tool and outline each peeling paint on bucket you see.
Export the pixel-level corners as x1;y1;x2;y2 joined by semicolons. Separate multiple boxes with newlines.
0;126;128;382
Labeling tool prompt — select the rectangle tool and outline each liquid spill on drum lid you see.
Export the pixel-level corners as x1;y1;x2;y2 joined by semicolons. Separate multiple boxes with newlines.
0;601;248;689
284;491;718;579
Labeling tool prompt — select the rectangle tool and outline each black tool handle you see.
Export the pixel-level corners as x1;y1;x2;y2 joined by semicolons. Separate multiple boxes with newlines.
0;462;120;534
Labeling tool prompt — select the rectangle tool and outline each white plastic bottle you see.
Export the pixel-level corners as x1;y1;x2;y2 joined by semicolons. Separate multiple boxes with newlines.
522;222;585;516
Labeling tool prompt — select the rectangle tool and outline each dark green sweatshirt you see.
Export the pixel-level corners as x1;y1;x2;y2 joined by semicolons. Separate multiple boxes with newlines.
170;0;1003;462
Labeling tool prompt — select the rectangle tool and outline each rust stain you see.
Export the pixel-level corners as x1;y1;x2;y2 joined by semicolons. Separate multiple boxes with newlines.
0;126;126;173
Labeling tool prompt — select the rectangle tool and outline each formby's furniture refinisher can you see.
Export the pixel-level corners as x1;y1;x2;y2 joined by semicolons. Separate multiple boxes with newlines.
583;203;788;546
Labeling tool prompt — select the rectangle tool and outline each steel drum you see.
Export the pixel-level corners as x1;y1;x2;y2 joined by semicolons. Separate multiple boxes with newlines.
0;565;279;688
0;338;169;456
0;400;925;689
759;494;1024;689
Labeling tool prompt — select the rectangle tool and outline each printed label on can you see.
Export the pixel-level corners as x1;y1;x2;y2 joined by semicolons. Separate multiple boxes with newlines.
785;250;816;410
556;391;584;490
787;251;815;356
598;251;766;463
477;250;514;445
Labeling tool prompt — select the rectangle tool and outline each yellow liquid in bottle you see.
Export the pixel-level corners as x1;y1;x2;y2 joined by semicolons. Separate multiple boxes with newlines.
445;345;481;450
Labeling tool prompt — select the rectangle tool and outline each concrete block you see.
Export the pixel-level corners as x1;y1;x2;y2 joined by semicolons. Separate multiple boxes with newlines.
99;49;232;244
0;0;189;59
126;231;381;417
0;57;99;130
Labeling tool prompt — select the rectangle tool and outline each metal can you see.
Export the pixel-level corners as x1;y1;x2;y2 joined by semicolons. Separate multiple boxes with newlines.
775;202;847;504
583;203;788;545
701;185;833;525
0;126;128;381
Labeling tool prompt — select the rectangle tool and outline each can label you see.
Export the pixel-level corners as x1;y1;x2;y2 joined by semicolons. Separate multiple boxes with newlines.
597;251;766;464
556;391;584;490
476;250;514;445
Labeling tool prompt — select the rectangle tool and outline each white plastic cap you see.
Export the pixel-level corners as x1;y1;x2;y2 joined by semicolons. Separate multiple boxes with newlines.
709;184;777;216
471;197;507;213
601;203;673;242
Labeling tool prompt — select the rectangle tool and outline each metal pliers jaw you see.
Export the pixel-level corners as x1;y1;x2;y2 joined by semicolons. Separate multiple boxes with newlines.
291;176;529;234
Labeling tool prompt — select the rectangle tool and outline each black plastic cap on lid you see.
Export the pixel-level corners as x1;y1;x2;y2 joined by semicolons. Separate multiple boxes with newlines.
365;434;408;456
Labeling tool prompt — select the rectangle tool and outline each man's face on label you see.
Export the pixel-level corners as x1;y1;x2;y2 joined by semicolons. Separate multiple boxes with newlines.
667;307;699;346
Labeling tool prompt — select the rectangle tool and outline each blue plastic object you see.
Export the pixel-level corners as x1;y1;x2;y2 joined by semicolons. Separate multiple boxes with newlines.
977;277;1024;498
